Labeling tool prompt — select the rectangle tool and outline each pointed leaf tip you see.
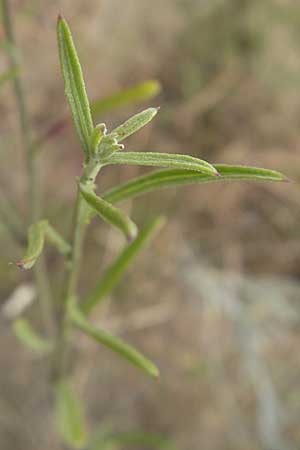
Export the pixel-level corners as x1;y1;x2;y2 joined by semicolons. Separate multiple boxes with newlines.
57;15;93;158
104;152;218;176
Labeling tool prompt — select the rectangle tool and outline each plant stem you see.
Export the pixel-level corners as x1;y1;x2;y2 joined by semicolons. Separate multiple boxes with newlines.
1;0;37;221
53;173;93;380
52;158;102;380
2;0;54;335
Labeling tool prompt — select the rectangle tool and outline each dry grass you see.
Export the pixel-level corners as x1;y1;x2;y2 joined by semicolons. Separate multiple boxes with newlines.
1;1;300;449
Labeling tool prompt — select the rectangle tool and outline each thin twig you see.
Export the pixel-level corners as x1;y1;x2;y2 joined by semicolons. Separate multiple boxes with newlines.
2;0;54;335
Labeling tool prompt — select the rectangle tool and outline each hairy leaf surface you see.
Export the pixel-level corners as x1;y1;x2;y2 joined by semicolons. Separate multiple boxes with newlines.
102;165;287;204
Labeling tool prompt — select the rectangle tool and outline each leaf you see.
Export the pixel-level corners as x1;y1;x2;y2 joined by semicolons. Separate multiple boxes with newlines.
110;107;159;142
97;133;124;159
89;123;107;155
12;319;52;353
91;79;161;118
82;216;165;314
16;220;47;270
103;152;219;176
57;16;93;158
55;380;87;449
71;306;159;378
16;220;71;269
45;223;71;255
79;184;138;241
102;164;287;204
32;80;161;153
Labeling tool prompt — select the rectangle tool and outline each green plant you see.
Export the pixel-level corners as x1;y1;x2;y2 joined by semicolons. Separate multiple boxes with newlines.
1;5;288;449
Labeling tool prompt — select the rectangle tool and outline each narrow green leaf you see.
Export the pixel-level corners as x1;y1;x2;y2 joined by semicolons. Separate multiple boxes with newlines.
71;305;159;378
16;220;71;269
12;319;52;353
55;381;87;449
102;164;287;204
32;80;161;154
79;184;138;241
57;16;93;158
103;151;219;176
91;79;161;118
110;107;159;142
16;220;47;270
45;223;71;255
89;123;107;155
82;216;165;314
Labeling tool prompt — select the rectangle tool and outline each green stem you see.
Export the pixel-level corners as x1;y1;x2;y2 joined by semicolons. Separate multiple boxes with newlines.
1;0;37;220
2;0;54;335
52;190;82;379
53;164;96;380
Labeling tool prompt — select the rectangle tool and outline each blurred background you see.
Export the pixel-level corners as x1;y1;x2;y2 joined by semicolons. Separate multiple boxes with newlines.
1;0;300;449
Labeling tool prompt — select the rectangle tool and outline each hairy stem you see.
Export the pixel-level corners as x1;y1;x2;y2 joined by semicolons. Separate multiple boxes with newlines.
52;156;102;380
2;0;54;335
52;164;97;380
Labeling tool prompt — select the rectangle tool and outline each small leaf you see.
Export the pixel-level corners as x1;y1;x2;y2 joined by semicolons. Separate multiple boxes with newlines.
97;133;124;159
89;123;107;155
16;220;47;270
103;151;219;176
32;80;161;153
45;223;71;255
57;16;93;158
91;80;161;118
82;216;165;314
102;164;287;204
110;107;159;142
79;184;138;241
71;305;159;378
55;380;87;449
12;319;52;353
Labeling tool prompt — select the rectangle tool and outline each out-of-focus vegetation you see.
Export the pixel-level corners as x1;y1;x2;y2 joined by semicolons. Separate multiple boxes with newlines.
1;1;300;449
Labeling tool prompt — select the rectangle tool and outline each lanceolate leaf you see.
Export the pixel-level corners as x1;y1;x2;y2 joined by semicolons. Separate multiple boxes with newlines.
57;16;93;158
103;152;219;176
16;220;47;270
82;216;165;314
45;223;71;255
79;184;138;241
71;305;159;378
91;80;161;119
110;107;159;142
33;80;161;153
16;220;71;269
102;164;287;205
55;381;87;449
12;319;53;353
